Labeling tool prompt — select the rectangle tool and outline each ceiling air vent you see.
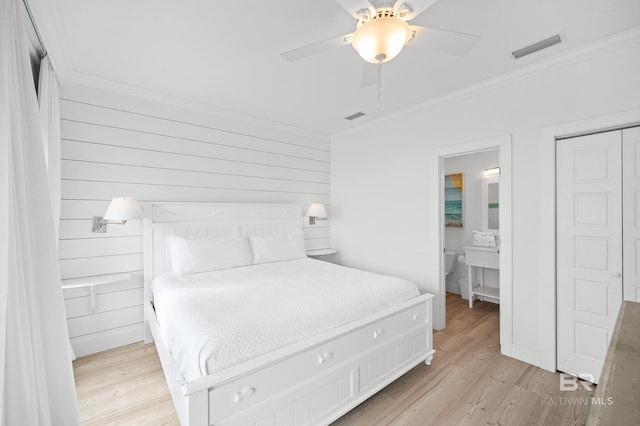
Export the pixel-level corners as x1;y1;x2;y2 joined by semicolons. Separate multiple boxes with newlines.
511;34;562;59
345;112;366;121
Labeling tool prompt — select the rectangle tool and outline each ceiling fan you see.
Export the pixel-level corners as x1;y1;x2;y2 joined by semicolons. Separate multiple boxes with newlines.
281;0;481;67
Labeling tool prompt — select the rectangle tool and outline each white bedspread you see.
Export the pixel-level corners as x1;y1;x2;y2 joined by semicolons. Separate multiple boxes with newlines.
151;258;420;383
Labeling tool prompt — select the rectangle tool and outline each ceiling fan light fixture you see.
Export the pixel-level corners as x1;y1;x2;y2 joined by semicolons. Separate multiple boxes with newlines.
351;16;411;63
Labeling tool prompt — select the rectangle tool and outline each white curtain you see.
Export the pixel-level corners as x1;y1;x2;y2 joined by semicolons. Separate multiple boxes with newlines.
37;51;76;362
38;55;61;242
0;0;80;424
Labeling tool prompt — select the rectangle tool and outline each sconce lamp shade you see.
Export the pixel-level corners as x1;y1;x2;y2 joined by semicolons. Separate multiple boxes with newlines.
103;197;143;222
306;203;327;219
306;203;327;225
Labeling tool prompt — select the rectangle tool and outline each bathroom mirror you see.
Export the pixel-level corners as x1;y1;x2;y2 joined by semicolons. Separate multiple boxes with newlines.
481;176;499;234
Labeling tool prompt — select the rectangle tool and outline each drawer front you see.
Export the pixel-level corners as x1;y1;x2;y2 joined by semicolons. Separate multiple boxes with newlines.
354;301;429;347
209;301;430;423
465;249;499;269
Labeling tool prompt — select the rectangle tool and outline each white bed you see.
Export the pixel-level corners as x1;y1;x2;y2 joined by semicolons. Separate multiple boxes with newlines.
143;203;435;426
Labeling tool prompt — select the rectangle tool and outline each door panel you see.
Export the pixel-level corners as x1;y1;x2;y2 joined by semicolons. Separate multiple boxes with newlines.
623;126;640;302
556;131;623;383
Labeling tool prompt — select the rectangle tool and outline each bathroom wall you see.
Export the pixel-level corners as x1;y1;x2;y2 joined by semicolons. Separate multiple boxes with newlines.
443;149;499;296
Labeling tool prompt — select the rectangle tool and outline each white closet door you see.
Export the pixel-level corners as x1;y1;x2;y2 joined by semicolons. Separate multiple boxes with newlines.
623;126;640;302
556;131;623;383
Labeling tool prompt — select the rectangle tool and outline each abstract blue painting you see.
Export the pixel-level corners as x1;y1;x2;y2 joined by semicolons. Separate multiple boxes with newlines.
444;172;463;227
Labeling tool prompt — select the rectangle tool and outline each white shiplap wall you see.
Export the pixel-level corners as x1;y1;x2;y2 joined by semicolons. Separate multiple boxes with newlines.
60;82;331;357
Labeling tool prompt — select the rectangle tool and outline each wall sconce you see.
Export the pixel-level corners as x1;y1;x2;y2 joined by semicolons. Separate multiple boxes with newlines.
306;203;327;225
92;197;143;233
483;166;500;178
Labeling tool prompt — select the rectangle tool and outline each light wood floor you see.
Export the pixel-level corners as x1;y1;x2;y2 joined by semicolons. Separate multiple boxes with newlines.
74;294;594;425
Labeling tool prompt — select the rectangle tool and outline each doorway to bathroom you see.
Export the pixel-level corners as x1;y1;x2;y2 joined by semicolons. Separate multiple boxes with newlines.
443;149;500;304
434;134;512;357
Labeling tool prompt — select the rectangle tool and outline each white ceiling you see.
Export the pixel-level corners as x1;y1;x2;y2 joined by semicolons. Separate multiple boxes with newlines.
39;0;640;134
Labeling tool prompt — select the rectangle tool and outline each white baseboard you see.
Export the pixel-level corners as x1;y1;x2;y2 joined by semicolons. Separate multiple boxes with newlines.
71;323;144;357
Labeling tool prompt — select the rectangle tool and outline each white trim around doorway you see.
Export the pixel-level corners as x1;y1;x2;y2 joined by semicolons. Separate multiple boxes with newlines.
430;134;513;358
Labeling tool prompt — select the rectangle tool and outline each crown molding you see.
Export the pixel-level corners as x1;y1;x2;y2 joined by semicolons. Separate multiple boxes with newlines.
25;1;328;142
26;0;640;140
65;70;330;141
334;25;640;138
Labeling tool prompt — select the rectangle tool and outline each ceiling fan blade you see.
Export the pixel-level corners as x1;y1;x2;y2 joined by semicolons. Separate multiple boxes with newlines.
335;0;375;20
395;0;441;21
281;33;354;62
408;25;480;56
360;64;378;88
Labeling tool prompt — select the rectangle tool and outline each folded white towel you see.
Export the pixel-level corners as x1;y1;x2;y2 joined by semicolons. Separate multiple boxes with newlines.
472;231;496;247
473;239;495;247
473;231;494;238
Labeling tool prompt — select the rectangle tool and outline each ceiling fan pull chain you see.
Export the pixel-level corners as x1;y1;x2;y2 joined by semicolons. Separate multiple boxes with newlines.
377;58;383;110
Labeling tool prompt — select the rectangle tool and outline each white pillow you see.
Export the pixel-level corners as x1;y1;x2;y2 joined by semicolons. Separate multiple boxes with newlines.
248;232;307;264
169;235;253;274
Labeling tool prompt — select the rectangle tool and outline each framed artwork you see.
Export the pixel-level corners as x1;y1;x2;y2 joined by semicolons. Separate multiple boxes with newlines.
444;172;464;227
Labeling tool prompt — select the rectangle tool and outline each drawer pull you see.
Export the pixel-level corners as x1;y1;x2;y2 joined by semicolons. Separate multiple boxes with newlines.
373;329;385;338
412;312;421;320
317;352;334;364
234;387;255;403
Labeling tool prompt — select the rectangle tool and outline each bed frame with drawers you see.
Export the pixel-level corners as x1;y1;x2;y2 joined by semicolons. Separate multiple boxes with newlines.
143;203;435;426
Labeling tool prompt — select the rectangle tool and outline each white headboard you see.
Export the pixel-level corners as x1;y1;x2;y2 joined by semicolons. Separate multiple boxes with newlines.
142;203;301;305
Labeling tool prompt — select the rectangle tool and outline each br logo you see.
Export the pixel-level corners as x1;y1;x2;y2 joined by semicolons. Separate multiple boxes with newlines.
559;373;595;391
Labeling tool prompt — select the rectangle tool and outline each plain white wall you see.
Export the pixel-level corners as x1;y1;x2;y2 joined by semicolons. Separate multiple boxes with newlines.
331;36;640;369
443;150;500;294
